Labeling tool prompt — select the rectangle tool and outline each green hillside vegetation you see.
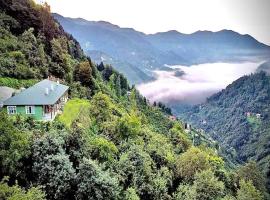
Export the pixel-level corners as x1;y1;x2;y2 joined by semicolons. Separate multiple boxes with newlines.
58;98;90;128
0;77;38;89
178;72;270;194
0;0;268;199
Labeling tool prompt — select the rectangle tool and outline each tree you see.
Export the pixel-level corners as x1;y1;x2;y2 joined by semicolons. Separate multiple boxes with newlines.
88;136;118;163
97;61;105;71
76;158;120;200
116;112;141;140
193;170;224;200
145;131;175;167
124;188;140;200
74;61;93;86
175;147;210;181
32;132;75;199
0;178;45;200
236;180;263;200
151;167;173;199
173;184;197;200
89;92;112;124
116;145;155;197
115;74;121;97
237;161;266;193
102;65;113;81
0;112;31;175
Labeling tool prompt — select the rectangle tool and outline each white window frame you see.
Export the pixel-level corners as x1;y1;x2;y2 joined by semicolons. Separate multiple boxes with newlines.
7;106;16;114
25;106;35;114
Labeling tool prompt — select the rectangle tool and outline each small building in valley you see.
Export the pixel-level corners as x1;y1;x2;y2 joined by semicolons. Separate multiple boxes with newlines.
3;79;69;121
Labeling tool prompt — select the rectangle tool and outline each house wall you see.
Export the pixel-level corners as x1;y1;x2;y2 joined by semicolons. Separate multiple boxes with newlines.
5;105;43;120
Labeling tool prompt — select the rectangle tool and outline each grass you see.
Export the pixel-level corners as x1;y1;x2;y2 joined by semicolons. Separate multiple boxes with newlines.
58;98;91;128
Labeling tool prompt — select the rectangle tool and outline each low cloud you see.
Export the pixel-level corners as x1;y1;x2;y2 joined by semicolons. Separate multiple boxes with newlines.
137;62;262;105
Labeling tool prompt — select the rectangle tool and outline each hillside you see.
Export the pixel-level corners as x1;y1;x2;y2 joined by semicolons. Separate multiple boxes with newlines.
53;14;270;84
0;1;269;200
178;72;270;191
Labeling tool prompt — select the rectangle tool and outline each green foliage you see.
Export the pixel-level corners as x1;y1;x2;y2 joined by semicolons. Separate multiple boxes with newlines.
0;77;38;89
116;145;155;196
179;72;270;189
175;147;211;181
0;112;31;175
58;98;90;128
32;131;75;199
0;178;45;200
173;184;197;200
169;123;191;153
88;136;118;162
174;170;224;200
193;169;225;200
76;158;120;200
116;112;141;140
0;1;267;199
145;131;175;166
237;161;266;194
124;188;140;200
89;92;113;124
236;180;263;200
74;60;94;87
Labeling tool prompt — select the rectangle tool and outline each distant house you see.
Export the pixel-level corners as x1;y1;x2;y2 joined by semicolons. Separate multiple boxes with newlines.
246;112;251;117
3;79;69;121
184;123;192;133
169;115;177;121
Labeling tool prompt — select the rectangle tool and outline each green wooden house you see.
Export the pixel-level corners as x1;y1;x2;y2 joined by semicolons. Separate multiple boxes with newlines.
3;79;69;121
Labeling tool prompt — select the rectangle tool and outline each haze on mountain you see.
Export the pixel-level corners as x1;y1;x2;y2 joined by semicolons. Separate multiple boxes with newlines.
53;13;270;84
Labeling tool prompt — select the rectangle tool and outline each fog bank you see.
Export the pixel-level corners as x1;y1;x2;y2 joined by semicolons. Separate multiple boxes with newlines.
137;62;262;105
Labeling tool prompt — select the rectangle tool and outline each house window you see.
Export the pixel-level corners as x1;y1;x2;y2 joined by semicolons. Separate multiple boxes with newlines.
7;106;16;114
25;106;35;114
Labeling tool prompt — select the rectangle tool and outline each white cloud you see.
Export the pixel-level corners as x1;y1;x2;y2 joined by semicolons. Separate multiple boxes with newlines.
137;62;262;104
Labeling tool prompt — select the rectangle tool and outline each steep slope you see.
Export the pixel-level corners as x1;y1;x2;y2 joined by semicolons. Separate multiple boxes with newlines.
0;1;269;199
178;72;270;189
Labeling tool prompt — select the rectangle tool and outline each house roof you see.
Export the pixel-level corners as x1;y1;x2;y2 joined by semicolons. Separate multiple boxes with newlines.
0;86;16;104
4;80;69;106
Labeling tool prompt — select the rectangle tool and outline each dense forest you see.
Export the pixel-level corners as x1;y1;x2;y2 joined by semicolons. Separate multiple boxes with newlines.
178;72;270;194
0;0;268;199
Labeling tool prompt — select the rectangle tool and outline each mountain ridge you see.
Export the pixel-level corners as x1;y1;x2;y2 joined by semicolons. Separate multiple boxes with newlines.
53;13;270;84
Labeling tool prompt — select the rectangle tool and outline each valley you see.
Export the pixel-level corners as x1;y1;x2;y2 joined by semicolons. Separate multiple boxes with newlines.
0;0;270;199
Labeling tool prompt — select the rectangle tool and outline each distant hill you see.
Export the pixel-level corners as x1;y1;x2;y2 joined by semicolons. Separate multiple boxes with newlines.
87;50;153;84
53;13;270;84
178;72;270;189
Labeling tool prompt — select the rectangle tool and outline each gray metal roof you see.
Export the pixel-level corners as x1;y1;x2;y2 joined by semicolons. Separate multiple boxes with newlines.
0;86;16;103
4;80;69;106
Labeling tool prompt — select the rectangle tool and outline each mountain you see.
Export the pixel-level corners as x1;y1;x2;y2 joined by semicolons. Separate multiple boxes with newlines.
53;13;270;84
87;50;153;84
147;30;270;63
3;1;268;200
178;72;270;191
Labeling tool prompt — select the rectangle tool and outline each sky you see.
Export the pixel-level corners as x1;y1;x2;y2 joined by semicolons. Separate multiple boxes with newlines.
36;0;270;45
